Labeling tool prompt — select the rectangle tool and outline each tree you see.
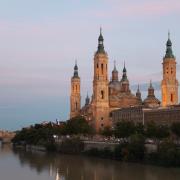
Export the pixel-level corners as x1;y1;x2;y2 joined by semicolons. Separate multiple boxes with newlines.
64;116;94;135
157;139;177;166
171;122;180;137
128;134;145;161
156;125;170;139
135;123;145;135
146;122;170;139
100;126;113;137
114;121;135;138
145;121;158;139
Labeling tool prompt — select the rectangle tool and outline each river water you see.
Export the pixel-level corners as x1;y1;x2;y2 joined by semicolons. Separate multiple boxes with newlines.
0;143;180;180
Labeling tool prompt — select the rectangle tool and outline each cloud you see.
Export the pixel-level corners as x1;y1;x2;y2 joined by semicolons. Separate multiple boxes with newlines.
93;0;180;19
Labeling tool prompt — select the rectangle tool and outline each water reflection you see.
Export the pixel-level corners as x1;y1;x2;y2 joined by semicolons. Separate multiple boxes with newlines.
1;144;180;180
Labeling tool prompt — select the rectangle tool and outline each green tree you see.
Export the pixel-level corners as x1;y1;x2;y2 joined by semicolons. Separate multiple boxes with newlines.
64;116;94;135
127;134;145;161
135;123;145;135
171;122;180;137
156;125;170;139
100;126;113;137
114;121;135;138
145;121;158;138
158;139;177;166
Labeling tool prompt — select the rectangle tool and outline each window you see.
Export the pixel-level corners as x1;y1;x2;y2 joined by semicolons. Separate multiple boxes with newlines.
101;64;103;74
101;117;104;120
171;68;173;74
101;123;104;127
76;85;77;91
109;112;112;117
101;90;104;99
171;93;173;102
75;102;78;110
97;63;99;68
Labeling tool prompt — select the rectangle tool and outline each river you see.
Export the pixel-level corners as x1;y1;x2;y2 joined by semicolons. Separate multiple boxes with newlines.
0;143;180;180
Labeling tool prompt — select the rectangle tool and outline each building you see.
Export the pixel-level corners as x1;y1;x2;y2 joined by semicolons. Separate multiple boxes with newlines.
112;105;180;127
161;32;179;107
70;62;81;119
69;29;179;131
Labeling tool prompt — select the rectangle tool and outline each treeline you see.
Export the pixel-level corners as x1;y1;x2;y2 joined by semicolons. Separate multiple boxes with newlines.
91;121;180;167
85;134;180;167
101;121;180;139
12;117;180;167
12;116;93;149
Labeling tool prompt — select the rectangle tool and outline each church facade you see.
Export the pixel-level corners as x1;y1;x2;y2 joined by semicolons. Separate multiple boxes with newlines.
70;30;179;131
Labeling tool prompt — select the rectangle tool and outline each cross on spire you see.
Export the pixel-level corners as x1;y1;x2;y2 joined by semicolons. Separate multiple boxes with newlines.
168;30;170;39
114;60;116;69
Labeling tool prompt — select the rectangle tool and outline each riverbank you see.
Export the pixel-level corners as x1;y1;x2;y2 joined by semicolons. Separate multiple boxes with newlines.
12;119;180;167
13;136;180;168
3;143;180;180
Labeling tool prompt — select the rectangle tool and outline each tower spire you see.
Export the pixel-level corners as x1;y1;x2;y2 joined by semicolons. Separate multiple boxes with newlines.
73;60;79;78
85;92;90;106
148;80;155;97
112;60;118;81
122;61;127;81
97;27;105;53
123;61;126;72
165;31;175;58
136;84;141;100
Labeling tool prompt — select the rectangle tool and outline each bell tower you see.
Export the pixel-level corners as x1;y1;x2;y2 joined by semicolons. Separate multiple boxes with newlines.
70;61;81;119
92;28;110;131
161;32;179;107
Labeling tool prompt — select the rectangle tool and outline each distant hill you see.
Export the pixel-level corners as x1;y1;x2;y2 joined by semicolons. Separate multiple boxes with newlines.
131;65;180;92
131;82;161;92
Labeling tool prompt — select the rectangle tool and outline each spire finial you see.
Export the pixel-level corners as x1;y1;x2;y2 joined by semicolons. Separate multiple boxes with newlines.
85;92;90;105
73;59;79;78
168;30;170;39
123;61;126;73
150;80;152;88
97;27;105;53
165;30;174;58
136;84;141;99
114;60;116;69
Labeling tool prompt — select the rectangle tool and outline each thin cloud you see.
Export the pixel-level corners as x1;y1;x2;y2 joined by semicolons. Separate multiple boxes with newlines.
93;0;180;19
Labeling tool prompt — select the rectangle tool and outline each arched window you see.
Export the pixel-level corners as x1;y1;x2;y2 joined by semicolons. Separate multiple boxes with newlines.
101;64;103;74
101;90;104;99
171;68;173;74
171;93;173;102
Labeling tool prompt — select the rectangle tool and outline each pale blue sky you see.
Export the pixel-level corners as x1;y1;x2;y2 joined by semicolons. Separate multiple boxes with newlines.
0;0;180;130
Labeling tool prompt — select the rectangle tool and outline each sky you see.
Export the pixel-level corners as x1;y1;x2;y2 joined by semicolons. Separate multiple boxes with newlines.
0;0;180;130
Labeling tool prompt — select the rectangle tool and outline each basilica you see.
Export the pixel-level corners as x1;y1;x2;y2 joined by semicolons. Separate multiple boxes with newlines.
70;29;179;131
